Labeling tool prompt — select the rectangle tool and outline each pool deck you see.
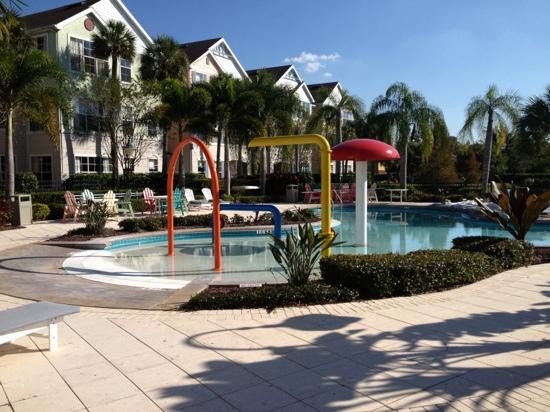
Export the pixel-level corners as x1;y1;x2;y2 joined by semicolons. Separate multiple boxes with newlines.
0;205;549;411
0;265;549;411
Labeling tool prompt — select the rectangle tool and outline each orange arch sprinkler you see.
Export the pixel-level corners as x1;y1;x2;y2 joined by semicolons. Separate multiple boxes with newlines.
167;136;222;271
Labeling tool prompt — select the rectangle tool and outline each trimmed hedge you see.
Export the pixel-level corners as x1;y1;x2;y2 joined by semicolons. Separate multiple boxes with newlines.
118;214;212;232
32;203;50;221
452;236;537;269
320;249;501;299
183;282;359;311
48;203;65;220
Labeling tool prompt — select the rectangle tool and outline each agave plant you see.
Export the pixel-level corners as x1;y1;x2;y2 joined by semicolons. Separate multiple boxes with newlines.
269;223;342;286
475;182;550;240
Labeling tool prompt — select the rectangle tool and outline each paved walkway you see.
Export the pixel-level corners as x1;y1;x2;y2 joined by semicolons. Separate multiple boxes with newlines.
0;264;549;411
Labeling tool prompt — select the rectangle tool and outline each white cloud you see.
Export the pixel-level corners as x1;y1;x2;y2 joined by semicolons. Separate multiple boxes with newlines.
284;51;341;73
323;72;333;78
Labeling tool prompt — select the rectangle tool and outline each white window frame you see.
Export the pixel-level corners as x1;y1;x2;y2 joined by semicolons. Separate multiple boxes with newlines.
148;158;159;172
68;35;108;76
75;156;101;174
120;58;132;83
191;71;207;83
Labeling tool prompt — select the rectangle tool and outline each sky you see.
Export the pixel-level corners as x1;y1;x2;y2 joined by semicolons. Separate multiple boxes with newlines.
23;0;550;137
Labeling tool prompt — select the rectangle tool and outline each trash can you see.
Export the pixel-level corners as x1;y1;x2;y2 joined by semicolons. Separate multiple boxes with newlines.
286;184;299;203
10;194;32;226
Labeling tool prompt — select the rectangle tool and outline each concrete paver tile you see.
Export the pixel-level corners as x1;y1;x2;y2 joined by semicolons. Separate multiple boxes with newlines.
221;382;296;412
193;364;263;396
302;384;384;411
126;363;192;392
11;391;83;412
146;383;218;410
270;369;336;399
70;373;141;408
178;397;237;412
88;394;161;412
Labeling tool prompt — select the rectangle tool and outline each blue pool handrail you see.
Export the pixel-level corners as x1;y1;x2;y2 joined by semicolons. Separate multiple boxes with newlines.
220;203;282;238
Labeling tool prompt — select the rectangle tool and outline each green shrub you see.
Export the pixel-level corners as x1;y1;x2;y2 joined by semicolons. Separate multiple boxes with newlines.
48;203;65;220
84;201;109;235
31;191;65;205
32;203;50;221
0;198;10;226
320;249;500;299
118;214;213;232
282;207;316;223
452;236;536;269
237;195;268;203
15;172;38;193
183;282;359;311
131;198;146;214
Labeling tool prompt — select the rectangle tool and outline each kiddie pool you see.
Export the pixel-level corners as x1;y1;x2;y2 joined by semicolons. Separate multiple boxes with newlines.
63;205;550;289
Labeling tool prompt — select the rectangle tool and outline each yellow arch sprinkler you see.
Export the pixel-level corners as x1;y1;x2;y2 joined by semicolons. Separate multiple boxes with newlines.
248;134;333;256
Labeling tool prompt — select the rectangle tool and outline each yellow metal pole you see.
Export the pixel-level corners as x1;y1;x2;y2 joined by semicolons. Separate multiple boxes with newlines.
248;134;333;256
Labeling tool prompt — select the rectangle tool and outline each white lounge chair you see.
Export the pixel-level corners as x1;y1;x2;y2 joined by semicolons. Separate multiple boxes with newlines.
184;189;212;210
201;187;230;204
0;301;80;352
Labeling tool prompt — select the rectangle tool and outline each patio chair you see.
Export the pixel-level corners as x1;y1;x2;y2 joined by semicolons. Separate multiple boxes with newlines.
303;183;321;204
201;187;230;204
143;188;156;214
117;190;134;218
63;191;83;221
367;183;378;202
102;190;118;215
184;188;211;210
81;189;95;203
173;188;188;216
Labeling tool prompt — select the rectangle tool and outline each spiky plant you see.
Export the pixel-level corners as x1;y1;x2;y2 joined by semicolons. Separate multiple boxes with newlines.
475;182;550;240
269;223;342;286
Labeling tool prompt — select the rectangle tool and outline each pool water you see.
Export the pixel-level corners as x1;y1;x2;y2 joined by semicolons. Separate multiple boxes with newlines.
66;206;550;288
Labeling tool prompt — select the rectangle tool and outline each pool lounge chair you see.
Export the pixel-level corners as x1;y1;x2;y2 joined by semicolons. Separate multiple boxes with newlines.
367;183;378;202
201;188;230;204
184;189;211;210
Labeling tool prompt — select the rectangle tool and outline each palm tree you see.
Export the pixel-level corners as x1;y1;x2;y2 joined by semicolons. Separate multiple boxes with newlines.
245;71;299;194
0;1;25;40
516;86;550;153
200;74;261;194
140;35;188;174
91;20;136;181
159;79;211;186
0;15;69;197
92;20;136;81
307;88;364;177
372;82;442;188
460;84;520;192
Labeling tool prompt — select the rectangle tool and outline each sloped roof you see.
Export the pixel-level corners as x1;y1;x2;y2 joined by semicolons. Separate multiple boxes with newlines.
308;82;339;103
180;37;222;63
246;65;292;81
22;0;101;30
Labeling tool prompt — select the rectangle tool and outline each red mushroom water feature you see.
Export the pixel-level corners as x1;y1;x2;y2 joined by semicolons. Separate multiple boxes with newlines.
332;139;400;245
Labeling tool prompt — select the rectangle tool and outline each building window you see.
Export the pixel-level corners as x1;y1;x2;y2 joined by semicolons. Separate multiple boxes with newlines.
75;156;100;173
284;69;300;82
120;58;132;82
74;100;102;133
70;37;108;75
205;56;211;65
121;106;133;135
197;160;206;173
31;156;52;182
34;35;47;52
342;109;354;122
191;71;207;83
102;158;112;173
148;158;158;172
212;43;230;58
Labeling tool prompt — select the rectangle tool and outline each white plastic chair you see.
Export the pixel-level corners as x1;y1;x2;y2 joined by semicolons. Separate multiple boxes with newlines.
184;189;211;210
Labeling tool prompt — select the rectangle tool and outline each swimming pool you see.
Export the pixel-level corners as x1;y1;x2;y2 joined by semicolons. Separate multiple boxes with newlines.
63;205;550;288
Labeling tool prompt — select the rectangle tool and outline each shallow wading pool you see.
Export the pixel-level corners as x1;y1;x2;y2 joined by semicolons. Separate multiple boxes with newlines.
63;206;550;289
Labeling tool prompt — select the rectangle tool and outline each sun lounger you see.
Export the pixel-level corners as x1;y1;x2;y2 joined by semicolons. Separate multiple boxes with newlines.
184;189;212;210
0;301;80;352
